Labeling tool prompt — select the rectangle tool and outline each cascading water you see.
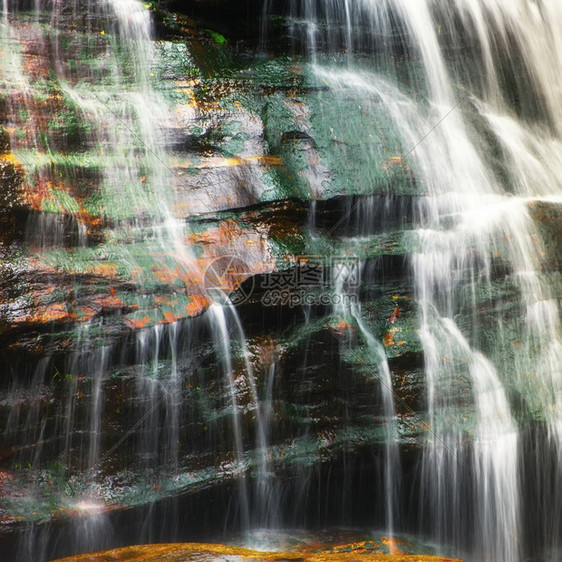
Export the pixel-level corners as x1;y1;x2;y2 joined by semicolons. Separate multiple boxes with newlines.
275;0;561;560
332;258;400;536
0;0;273;558
1;0;561;560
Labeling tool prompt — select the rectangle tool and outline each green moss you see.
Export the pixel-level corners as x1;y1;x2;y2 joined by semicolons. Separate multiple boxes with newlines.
32;91;50;103
205;29;228;46
17;109;29;122
14;150;104;176
259;169;308;202
51;189;81;214
220;133;248;156
41;198;63;214
304;82;412;196
261;92;295;153
82;192;104;216
189;126;205;136
269;233;306;257
251;57;303;88
153;40;199;82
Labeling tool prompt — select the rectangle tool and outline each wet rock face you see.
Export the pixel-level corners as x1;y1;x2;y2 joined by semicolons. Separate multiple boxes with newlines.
0;2;426;539
0;0;480;517
0;126;24;213
0;155;24;211
528;199;562;272
0;0;419;359
1;2;560;561
0;127;9;153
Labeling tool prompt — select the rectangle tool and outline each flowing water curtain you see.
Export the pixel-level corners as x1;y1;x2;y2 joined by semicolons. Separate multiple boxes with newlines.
263;0;562;559
331;257;400;535
2;3;276;553
1;0;199;528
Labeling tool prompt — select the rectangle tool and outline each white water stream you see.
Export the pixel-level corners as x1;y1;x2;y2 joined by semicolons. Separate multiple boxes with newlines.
284;1;561;559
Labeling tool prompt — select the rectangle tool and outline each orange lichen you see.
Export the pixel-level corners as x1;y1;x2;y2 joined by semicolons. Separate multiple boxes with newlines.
86;263;118;277
99;295;125;310
152;266;183;284
125;315;151;330
185;294;209;317
72;307;98;322
162;311;177;323
189;219;244;247
0;470;13;483
25;303;70;324
22;176;104;233
389;306;400;323
381;538;408;555
153;296;172;307
52;542;463;561
384;327;406;347
329;319;354;333
21;177;57;212
0;152;21;165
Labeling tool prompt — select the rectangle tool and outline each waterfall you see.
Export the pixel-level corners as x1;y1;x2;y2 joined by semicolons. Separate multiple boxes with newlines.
1;0;561;560
269;0;561;560
0;0;264;556
332;258;399;536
